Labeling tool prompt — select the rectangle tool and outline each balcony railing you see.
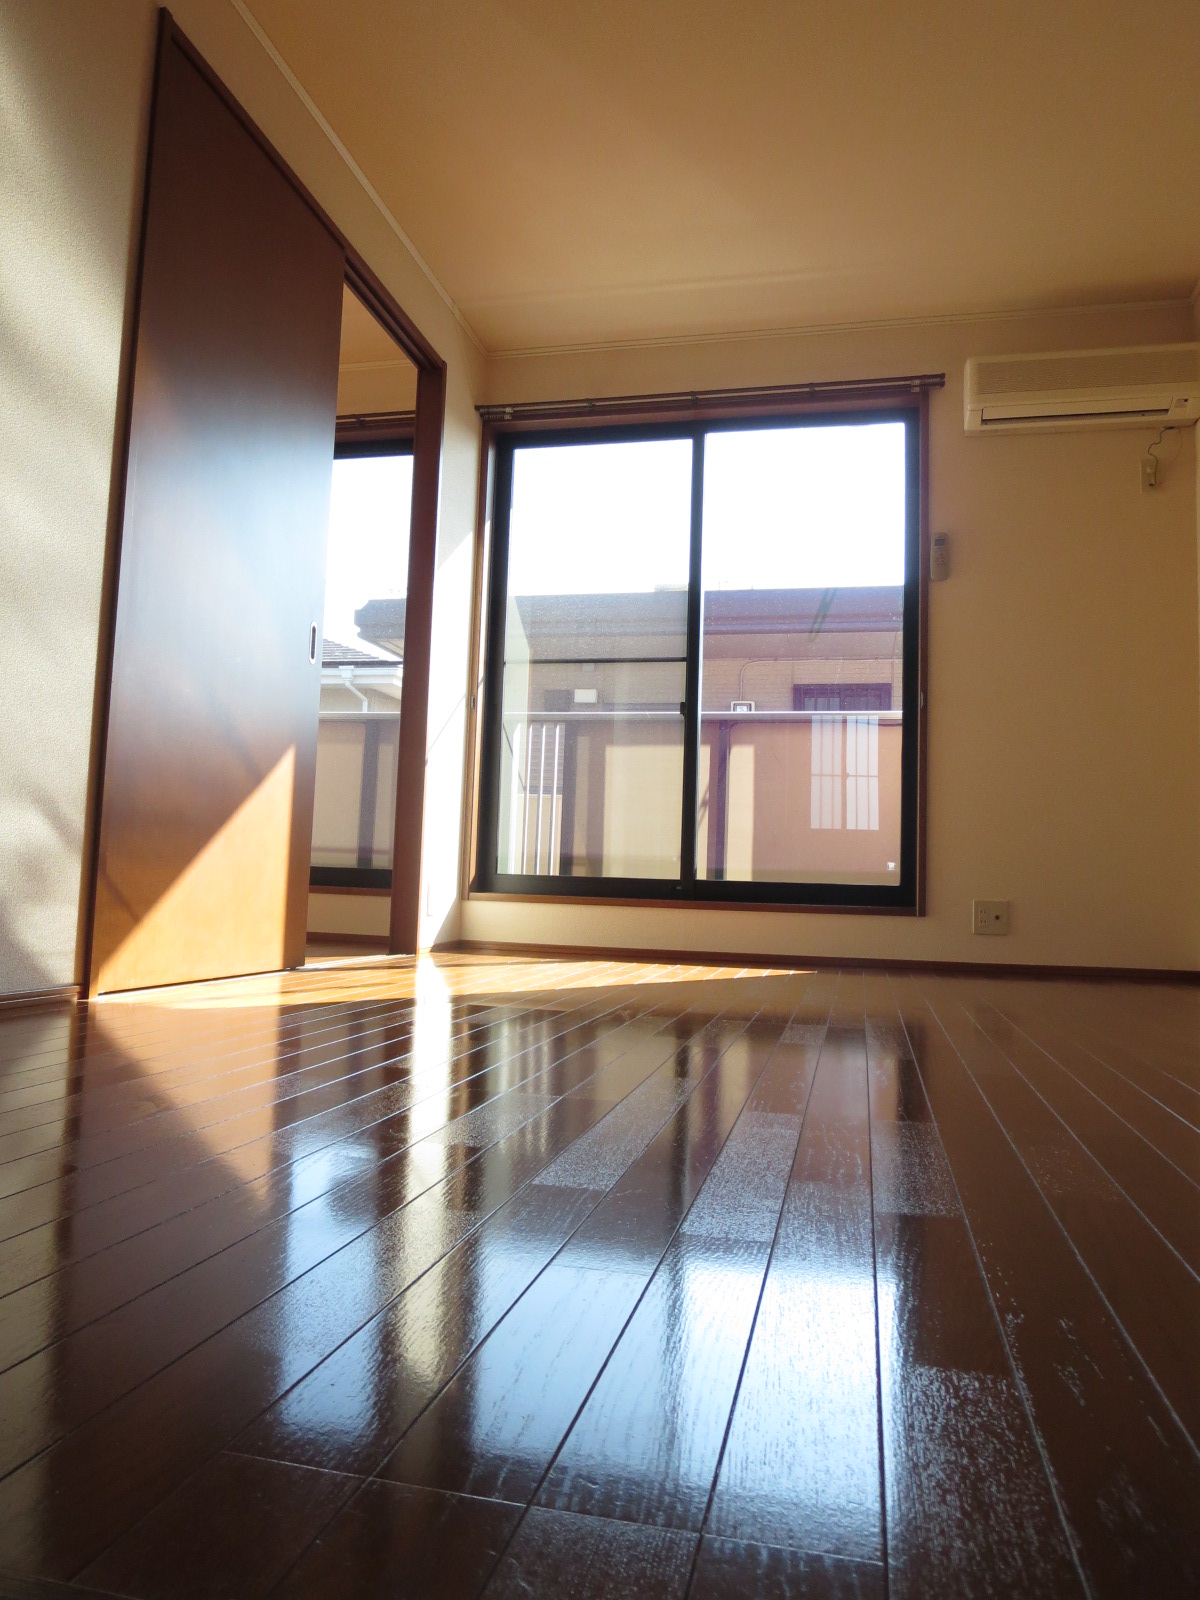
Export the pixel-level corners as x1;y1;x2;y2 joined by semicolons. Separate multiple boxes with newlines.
499;707;902;880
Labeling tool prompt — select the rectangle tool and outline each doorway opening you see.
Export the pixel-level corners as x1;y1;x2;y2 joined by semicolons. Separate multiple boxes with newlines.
84;16;446;994
307;285;419;953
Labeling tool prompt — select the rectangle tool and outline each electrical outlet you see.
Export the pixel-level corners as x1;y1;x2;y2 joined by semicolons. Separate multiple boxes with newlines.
972;899;1010;936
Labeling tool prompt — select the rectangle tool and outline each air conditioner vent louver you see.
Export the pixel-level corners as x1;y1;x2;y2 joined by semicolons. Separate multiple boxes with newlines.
964;344;1200;434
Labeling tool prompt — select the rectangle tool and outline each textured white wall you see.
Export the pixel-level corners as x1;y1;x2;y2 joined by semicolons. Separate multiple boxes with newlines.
467;304;1200;972
2;1;1195;992
0;1;156;993
1195;288;1200;836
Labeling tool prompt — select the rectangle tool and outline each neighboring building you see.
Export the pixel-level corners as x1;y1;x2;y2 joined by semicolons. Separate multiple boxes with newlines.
311;637;403;873
317;584;904;884
496;586;904;714
353;597;407;661
462;586;906;885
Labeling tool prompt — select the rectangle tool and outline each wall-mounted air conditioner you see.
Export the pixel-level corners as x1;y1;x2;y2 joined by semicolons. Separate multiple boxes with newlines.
964;344;1200;433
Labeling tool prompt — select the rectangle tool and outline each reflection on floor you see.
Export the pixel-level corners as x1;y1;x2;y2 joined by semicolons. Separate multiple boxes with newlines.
0;953;1197;1597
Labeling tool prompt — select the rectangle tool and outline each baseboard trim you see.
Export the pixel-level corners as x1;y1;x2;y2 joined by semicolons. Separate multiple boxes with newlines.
0;983;80;1014
437;939;1200;986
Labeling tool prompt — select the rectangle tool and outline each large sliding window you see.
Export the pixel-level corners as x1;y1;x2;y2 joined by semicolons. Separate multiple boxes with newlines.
477;406;923;909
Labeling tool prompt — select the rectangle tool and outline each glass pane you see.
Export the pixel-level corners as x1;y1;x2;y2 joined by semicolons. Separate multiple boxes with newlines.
311;451;413;871
697;421;906;886
496;438;693;879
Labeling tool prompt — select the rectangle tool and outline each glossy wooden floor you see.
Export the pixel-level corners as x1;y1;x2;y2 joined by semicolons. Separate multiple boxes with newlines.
1;952;1198;1598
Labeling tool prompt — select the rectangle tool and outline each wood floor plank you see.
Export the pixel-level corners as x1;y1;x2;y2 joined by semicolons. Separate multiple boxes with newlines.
0;998;573;1148
0;999;458;1147
0;995;423;1101
231;1013;746;1478
0;995;630;1315
0;1011;76;1071
0;1013;717;1578
376;1014;794;1506
0;994;392;1080
0;997;604;1193
863;978;1082;1598
984;986;1200;1159
0;994;633;1276
1000;984;1200;1131
892;975;1200;1596
534;996;825;1533
1039;984;1200;1092
236;1174;604;1473
689;1534;884;1599
270;1479;521;1600
482;1507;696;1600
78;1452;355;1600
0;1013;628;1372
0;1024;427;1167
957;989;1200;1277
0;1006;674;1476
704;993;881;1564
928;982;1200;1453
8;994;558;1128
0;956;1195;1598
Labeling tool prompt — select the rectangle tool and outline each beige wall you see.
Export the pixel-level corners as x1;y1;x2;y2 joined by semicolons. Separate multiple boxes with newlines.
307;889;389;940
0;1;156;995
2;3;1197;990
1195;288;1200;823
0;0;484;996
464;303;1200;970
336;360;418;416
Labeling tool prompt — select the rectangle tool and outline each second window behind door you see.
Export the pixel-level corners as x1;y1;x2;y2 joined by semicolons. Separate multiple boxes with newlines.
310;444;413;885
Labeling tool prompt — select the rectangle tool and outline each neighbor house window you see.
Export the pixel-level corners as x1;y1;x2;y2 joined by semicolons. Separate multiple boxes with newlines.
310;441;413;888
476;407;922;909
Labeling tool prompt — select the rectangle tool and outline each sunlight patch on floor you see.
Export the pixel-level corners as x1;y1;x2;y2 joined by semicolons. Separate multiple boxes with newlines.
92;951;812;1010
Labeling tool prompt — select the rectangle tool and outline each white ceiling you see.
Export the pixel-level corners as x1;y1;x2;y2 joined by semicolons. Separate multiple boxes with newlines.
249;0;1200;353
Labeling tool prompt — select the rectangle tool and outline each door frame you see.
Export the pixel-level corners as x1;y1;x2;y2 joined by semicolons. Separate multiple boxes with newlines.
83;8;446;989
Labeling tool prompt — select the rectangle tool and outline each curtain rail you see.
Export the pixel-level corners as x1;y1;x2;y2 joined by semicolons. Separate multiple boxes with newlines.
477;373;945;425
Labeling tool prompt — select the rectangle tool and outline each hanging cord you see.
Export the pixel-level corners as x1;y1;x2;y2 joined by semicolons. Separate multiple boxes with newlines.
1143;424;1184;490
1148;424;1185;470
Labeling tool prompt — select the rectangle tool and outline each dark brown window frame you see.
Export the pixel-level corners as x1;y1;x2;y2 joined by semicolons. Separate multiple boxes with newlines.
463;379;938;916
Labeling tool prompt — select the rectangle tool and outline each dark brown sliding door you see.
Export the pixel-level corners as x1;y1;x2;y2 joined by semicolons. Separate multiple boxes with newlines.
89;28;344;994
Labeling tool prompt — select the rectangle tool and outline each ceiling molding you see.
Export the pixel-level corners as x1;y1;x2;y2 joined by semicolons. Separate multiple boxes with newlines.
229;0;486;355
487;296;1198;364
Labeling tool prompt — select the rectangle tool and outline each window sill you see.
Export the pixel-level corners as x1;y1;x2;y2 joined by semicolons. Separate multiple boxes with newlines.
467;888;919;917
